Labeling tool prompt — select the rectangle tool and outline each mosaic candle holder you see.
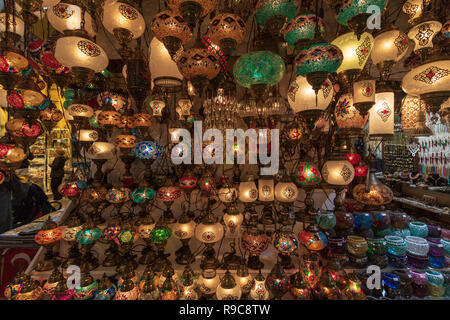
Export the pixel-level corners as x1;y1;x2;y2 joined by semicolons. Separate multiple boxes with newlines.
409;221;428;238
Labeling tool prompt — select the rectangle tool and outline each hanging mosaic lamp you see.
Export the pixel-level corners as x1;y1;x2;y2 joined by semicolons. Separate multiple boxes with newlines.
335;92;368;138
151;9;192;57
166;0;218;30
282;13;325;52
254;0;298;36
207;12;246;55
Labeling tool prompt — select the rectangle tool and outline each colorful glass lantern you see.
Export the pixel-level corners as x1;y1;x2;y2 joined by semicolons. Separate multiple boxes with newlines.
97;110;121;127
6;118;43;139
295;42;343;78
151;9;192;56
401;95;426;134
254;0;297;28
233;51;285;88
179;175;198;191
265;263;290;299
207;13;246;54
408;20;442;53
157;186;182;202
76;227;101;245
150;225;172;244
0;48;31;78
336;0;388;27
198;175;215;195
131;187;155;204
354;165;368;177
242;229;270;269
335;93;368;135
101;1;146;40
105;187;131;204
273;230;298;255
300;253;322;288
353;75;376;117
47;2;96;37
290;272;311;300
97;91;131;113
58;181;82;198
292;162;322;186
250;271;270;300
29;39;70;77
346;153;361;165
132;141;164;160
35;225;63;245
331;31;373;75
287;76;334;113
322;160;355;186
94;274;117;300
0;144;26;167
115;133;137;148
369;88;395;137
117;115;135;129
298;225;328;251
282;13;325;48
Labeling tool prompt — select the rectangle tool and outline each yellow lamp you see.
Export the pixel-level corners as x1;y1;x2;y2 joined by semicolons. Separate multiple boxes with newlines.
238;178;258;203
408;20;442;54
274;180;298;203
101;1;145;40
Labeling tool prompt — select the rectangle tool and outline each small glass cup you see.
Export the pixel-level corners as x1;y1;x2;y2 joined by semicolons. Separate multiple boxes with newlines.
426;270;444;287
405;236;429;257
346;236;368;257
367;238;387;256
385;235;407;256
409;221;428;238
352;212;373;230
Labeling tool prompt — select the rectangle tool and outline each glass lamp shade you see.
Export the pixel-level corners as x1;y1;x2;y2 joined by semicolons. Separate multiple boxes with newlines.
58;181;82;198
335;93;368;130
131;187;155;204
258;179;274;202
223;213;244;235
216;278;242;300
336;0;388;26
295;42;343;76
166;0;217;18
177;47;221;80
235;272;254;295
0;144;26;165
299;227;328;251
6;118;43;138
132;141;164;160
197;270;220;296
407;21;442;52
115;228;138;246
242;230;270;255
86;142;115;159
7;85;49;111
149;98;166;116
132;113;152;128
287;76;334;112
353;183;393;206
273;231;299;255
105;187;131;204
207;13;246;47
0;48;30;76
369;91;395;137
331;32;373;73
354;166;368;177
194;221;224;244
401;95;426;134
97;110;121;126
114;134;137;148
68;103;94;118
97;91;130;113
156;186;182;202
102;1;145;39
172;220;196;239
402;0;427;23
250;276;270;300
151;9;192;45
282;13;325;47
116;115;135;129
179;176;198;191
401;59;450;97
292;162;322;186
274;181;298;202
76;129;98;142
198;176;215;194
0;13;25;37
76;228;101;245
353;78;376;105
47;3;96;37
62;225;83;242
218;187;237;203
54;36;108;73
322;160;355;185
233;51;285;88
150;226;171;244
149;38;182;86
238;180;258;202
35;227;63;245
254;0;297;28
346;153;361;166
371;29;409;65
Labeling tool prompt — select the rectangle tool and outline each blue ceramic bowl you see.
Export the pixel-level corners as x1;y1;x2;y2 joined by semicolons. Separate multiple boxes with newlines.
409;222;428;238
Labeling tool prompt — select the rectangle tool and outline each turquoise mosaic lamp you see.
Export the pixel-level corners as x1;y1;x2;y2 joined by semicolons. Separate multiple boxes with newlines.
233;51;285;89
282;14;326;52
131;187;155;204
255;0;298;35
337;0;388;39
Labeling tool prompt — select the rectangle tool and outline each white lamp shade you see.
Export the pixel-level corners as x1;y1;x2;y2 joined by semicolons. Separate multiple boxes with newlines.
353;79;376;104
274;181;298;202
68;103;94;117
101;1;145;39
322;160;355;185
402;0;426;23
371;29;409;65
0;13;25;37
250;279;270;300
402;59;450;96
238;181;258;203
287;75;334;112
198;273;220;295
369;91;395;137
223;213;243;235
77;129;98;142
172;220;196;240
47;3;96;37
216;283;242;300
407;21;442;52
332;32;374;73
149;38;182;88
258;179;274;202
55;36;108;73
86;142;115;159
194;222;224;243
218;187;237;203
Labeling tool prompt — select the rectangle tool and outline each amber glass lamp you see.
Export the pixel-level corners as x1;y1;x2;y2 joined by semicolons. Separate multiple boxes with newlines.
172;212;196;265
207;11;246;55
34;216;63;271
300;253;322;289
216;269;242;300
241;227;270;270
157;183;182;223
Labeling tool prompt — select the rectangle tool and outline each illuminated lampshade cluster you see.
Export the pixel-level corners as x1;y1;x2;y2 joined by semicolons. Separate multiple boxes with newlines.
151;9;192;56
233;51;285;88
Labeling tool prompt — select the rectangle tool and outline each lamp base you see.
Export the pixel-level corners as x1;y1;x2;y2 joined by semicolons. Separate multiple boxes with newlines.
278;253;294;270
139;245;157;265
175;243;194;265
103;244;122;267
247;255;264;270
265;15;287;38
180;1;202;30
347;13;371;41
